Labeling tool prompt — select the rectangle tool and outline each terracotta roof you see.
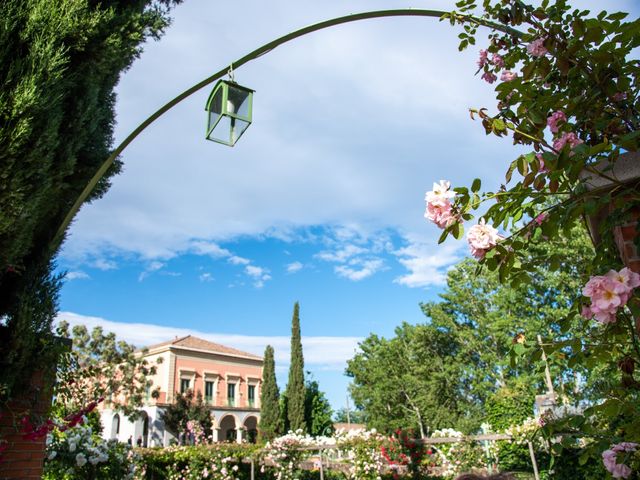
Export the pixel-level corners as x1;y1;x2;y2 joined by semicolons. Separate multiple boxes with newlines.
144;335;262;361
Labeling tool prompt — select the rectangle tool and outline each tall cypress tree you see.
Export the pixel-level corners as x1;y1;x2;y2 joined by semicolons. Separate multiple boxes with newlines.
258;345;281;441
286;302;306;432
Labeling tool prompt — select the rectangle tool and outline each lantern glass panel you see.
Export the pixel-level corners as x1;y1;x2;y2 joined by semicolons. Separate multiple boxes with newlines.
208;115;250;146
227;84;251;119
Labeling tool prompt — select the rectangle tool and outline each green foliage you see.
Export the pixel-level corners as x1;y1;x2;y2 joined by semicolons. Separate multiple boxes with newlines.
304;377;334;436
161;390;213;441
0;0;181;401
286;302;306;432
347;322;479;436
333;407;368;425
259;345;282;441
54;321;158;419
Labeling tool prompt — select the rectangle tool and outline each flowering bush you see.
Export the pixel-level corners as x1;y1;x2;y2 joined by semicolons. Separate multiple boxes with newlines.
429;429;495;479
380;429;433;479
424;0;640;474
334;428;387;480
263;429;317;480
44;423;136;480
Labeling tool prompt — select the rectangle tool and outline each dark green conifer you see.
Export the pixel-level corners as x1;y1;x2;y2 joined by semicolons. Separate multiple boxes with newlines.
258;345;281;441
286;302;306;432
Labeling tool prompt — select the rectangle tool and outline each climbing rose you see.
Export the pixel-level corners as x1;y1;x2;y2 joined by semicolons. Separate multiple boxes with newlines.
500;71;517;82
477;49;488;68
481;72;497;84
536;154;549;173
546;111;566;134
491;53;504;68
582;268;640;324
425;201;456;229
424;181;457;229
467;219;501;259
425;180;455;206
526;37;548;57
553;132;583;152
76;453;87;467
602;443;638;478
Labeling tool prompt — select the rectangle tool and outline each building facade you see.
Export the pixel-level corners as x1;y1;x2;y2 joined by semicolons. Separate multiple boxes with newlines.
100;335;263;447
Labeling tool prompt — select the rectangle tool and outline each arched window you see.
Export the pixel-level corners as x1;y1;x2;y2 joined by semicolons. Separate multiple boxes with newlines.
111;414;120;439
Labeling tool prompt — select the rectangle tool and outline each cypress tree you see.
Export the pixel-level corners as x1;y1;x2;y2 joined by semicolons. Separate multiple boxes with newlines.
258;345;281;441
286;302;306;432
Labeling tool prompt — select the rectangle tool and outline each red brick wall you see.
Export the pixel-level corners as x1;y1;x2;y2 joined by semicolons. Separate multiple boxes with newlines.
0;371;52;480
614;211;640;274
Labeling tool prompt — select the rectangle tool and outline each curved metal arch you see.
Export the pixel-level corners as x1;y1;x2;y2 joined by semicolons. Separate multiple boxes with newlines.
55;9;522;244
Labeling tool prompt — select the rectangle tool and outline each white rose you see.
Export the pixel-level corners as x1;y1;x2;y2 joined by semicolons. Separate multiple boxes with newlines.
47;451;57;460
89;456;100;465
68;442;76;452
75;453;87;467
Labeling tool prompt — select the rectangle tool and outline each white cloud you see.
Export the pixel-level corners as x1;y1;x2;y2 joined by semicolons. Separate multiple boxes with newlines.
228;256;250;265
316;244;367;263
335;258;384;281
286;261;303;273
138;261;165;281
56;311;361;371
199;272;213;282
245;265;272;288
93;259;117;271
393;241;461;288
66;271;90;280
188;240;231;258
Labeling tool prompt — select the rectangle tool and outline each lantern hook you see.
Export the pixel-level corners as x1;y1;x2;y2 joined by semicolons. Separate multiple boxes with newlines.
228;64;235;82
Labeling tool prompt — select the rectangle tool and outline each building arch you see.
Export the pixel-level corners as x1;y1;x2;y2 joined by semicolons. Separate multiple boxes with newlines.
110;413;120;440
218;413;238;442
243;415;258;443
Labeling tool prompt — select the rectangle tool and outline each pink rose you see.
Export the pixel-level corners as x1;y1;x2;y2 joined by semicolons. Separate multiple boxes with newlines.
602;443;638;479
477;49;488;68
467;219;501;259
553;132;583;153
547;111;567;134
500;71;517;82
526;37;548;57
491;53;504;68
535;154;549;173
424;201;457;229
481;72;497;84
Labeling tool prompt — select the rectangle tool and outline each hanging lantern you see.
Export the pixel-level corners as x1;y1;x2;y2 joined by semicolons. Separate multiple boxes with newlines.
205;80;254;146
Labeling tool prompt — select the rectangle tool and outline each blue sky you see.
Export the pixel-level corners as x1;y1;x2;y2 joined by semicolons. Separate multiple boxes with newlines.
55;0;638;410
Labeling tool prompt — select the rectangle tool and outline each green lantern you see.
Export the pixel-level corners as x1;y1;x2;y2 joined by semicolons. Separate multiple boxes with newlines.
205;80;254;146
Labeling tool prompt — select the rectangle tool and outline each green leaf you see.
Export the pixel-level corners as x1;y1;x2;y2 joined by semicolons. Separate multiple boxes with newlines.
471;178;481;193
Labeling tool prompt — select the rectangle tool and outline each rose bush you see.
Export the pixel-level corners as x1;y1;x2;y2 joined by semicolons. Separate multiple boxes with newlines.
423;1;639;476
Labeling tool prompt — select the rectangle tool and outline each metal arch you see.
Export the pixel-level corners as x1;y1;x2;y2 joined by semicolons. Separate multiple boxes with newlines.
54;9;523;245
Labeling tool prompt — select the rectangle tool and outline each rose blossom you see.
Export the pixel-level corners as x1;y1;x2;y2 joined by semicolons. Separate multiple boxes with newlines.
602;442;638;479
553;132;583;152
76;453;87;467
477;49;488;68
491;53;504;68
582;268;639;324
527;37;548;57
424;181;457;229
500;71;517;82
481;72;497;84
467;219;501;259
547;111;567;134
425;180;456;206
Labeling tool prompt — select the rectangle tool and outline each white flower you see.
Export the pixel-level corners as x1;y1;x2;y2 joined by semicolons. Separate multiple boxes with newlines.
89;456;101;465
68;442;77;452
47;450;57;460
75;453;87;467
425;180;456;207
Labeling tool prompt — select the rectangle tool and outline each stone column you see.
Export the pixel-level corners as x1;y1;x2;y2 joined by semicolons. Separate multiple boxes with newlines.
236;428;243;444
213;428;221;443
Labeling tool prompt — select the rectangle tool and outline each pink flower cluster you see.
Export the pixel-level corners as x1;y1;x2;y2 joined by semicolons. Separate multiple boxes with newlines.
553;131;583;152
546;110;583;154
467;219;502;259
526;37;548;57
424;180;457;229
546;111;566;133
582;268;640;324
477;50;515;84
602;442;638;479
